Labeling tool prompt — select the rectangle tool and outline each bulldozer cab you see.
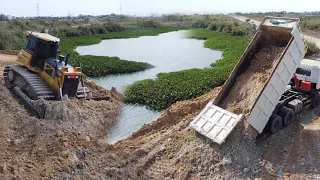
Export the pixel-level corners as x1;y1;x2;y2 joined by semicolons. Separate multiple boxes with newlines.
25;32;60;70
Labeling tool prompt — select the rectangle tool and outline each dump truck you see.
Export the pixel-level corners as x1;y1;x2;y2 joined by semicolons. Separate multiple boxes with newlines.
189;17;309;144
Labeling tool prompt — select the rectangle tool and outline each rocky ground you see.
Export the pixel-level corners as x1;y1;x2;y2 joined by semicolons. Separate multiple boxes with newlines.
0;53;319;179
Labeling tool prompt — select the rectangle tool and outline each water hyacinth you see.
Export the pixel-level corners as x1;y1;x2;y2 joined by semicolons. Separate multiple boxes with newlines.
125;29;251;110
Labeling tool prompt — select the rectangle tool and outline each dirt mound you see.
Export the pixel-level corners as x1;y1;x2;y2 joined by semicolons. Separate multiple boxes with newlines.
221;45;285;114
0;69;124;179
33;91;122;137
104;87;261;179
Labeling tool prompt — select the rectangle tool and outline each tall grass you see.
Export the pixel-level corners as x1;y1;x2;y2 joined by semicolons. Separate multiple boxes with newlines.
305;41;320;57
124;29;250;110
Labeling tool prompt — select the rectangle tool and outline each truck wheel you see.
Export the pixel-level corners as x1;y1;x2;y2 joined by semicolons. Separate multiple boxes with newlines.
269;115;283;134
281;107;295;127
311;94;320;108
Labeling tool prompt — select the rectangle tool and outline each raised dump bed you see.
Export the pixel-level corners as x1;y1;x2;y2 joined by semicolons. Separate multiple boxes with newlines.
189;17;307;144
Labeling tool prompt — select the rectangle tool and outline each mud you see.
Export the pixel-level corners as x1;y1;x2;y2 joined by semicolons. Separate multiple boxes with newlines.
221;45;285;114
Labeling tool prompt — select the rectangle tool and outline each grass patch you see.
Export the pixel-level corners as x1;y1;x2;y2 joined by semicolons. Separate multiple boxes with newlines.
305;41;320;57
60;27;188;77
124;29;250;110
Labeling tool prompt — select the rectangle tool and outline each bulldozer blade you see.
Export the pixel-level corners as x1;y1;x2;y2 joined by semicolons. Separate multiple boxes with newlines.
12;86;46;118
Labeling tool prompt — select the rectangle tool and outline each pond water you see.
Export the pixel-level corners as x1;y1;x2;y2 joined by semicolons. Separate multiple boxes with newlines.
76;30;222;144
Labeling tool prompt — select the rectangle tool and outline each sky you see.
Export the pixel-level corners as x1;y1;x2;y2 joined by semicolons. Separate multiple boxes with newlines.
1;0;320;17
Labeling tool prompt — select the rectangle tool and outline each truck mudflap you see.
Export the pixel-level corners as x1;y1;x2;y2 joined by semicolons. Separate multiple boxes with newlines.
189;102;244;145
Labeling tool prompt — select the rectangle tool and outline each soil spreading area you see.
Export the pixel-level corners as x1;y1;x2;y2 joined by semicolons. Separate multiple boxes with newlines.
0;53;319;179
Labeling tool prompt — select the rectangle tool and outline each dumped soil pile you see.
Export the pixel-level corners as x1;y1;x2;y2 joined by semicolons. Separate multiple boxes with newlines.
105;87;262;179
33;88;122;137
0;53;125;179
221;45;285;114
0;80;123;179
106;86;320;179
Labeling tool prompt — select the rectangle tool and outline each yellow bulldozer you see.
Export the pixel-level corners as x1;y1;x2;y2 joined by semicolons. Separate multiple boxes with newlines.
3;32;89;117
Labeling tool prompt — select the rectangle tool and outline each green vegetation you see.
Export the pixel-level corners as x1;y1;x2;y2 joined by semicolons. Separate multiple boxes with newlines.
51;20;125;37
0;14;9;21
0;20;46;49
0;19;92;50
137;20;162;28
0;17;188;77
238;12;320;32
60;27;188;77
182;14;256;36
305;41;320;57
125;29;250;110
206;20;255;36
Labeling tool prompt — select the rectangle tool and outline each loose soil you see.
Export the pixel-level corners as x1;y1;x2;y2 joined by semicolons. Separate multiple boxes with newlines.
0;53;319;179
221;45;285;114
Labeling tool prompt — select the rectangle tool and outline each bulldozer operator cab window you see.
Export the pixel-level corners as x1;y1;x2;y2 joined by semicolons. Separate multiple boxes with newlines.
26;35;37;53
27;35;59;70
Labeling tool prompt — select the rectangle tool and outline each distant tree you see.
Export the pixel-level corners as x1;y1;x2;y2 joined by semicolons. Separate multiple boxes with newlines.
0;14;9;21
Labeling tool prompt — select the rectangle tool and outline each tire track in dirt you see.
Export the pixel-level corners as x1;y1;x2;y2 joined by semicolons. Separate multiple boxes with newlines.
261;115;320;179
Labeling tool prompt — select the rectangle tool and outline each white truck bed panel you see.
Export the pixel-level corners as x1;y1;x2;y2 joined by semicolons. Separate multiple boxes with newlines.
246;27;305;133
189;102;243;144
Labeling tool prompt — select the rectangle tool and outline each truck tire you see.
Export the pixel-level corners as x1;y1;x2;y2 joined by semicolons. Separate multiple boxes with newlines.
268;115;282;134
311;94;320;108
281;107;295;127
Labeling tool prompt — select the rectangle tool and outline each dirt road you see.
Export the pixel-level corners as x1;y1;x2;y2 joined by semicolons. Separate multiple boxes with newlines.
229;14;320;48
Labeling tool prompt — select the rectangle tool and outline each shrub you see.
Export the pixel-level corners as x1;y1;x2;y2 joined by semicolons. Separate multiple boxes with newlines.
305;41;320;57
206;20;255;36
0;14;9;21
137;20;162;28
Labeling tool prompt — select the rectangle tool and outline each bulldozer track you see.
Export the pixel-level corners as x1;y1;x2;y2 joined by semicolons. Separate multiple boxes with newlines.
3;65;89;100
3;65;55;100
